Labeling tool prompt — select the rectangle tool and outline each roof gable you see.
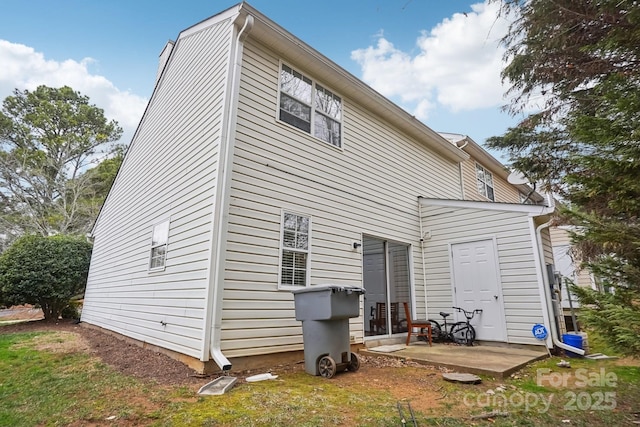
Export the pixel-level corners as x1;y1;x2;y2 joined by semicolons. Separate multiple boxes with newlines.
176;2;468;163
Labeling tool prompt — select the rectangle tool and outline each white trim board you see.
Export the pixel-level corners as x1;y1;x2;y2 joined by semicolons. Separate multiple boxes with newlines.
419;197;553;216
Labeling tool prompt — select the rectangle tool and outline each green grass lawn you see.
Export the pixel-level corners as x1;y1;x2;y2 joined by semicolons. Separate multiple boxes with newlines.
1;329;638;426
0;331;182;426
461;357;640;426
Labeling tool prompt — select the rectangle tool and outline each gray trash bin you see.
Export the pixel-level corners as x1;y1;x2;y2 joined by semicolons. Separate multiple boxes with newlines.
292;284;365;378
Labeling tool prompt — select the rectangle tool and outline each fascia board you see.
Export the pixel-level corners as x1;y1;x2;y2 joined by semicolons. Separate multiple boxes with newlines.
418;196;555;217
179;4;242;39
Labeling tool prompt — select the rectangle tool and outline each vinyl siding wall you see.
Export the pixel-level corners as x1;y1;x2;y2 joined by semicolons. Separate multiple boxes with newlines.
539;224;555;267
220;39;462;358
81;19;234;359
461;158;520;203
550;227;572;246
420;203;547;345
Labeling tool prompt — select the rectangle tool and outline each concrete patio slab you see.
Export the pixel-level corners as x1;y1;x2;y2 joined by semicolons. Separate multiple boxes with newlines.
360;342;548;378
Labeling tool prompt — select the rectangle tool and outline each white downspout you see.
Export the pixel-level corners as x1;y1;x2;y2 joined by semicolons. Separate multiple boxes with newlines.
202;14;254;372
417;198;429;317
533;218;585;356
456;139;469;150
455;139;468;200
458;163;465;200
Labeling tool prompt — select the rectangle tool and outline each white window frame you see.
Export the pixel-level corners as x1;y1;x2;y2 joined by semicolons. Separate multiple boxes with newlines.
278;210;312;289
475;163;495;202
149;219;170;272
277;62;343;149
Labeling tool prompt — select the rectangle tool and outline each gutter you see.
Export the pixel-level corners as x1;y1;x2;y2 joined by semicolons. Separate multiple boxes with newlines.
202;13;255;372
533;218;585;356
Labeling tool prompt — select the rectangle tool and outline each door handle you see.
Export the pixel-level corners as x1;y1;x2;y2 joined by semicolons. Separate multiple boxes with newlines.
494;295;499;300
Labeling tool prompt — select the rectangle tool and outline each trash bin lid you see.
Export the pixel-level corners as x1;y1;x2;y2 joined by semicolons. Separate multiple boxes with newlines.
291;284;365;295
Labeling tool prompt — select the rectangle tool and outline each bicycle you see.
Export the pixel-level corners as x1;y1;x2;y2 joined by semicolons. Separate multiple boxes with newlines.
425;306;483;346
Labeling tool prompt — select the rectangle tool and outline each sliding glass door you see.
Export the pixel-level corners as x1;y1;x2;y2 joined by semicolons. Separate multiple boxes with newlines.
363;236;411;337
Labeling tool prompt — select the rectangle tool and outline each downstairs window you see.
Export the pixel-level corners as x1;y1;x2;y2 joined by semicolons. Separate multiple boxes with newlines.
149;219;170;271
279;212;311;288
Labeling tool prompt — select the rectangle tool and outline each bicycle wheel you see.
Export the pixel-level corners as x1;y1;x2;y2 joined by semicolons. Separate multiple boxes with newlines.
462;326;476;346
450;322;476;345
424;320;443;342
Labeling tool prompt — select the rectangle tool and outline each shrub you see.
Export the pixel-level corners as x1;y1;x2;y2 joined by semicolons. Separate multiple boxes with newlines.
61;300;82;319
0;235;92;321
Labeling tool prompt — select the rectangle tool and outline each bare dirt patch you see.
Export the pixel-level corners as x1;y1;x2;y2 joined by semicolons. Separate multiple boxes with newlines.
334;360;449;415
10;330;92;354
0;319;206;387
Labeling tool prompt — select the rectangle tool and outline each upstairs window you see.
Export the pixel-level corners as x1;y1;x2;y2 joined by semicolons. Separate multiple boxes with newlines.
279;212;311;288
476;164;495;201
149;219;170;271
279;64;342;148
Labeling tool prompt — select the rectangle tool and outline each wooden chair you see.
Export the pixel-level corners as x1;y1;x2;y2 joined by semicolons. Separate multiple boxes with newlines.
403;302;432;346
369;302;400;334
369;303;385;334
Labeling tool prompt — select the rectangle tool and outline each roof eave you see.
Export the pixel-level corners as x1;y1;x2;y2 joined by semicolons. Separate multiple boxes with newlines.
418;196;555;217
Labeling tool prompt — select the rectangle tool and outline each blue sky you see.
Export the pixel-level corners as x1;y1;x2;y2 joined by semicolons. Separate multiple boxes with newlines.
0;0;525;161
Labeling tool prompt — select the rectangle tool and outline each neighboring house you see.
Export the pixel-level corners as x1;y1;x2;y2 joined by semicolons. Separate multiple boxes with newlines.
549;226;598;320
81;2;565;373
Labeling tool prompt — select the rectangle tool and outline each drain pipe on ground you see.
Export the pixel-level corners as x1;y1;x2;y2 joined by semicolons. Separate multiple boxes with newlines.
534;219;585;356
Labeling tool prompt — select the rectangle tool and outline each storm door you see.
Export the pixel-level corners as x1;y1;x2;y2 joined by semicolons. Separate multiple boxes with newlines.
363;236;411;337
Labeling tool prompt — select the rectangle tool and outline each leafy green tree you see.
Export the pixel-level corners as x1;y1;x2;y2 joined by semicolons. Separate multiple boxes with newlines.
0;234;92;321
488;0;640;355
0;85;123;239
69;146;125;234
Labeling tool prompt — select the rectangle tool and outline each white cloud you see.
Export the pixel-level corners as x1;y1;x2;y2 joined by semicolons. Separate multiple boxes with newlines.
351;1;514;120
0;40;147;145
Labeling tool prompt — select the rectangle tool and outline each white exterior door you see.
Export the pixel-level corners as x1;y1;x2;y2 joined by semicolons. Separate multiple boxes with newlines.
451;239;506;342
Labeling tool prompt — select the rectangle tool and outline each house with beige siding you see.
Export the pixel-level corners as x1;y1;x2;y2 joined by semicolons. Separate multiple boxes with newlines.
81;2;571;374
